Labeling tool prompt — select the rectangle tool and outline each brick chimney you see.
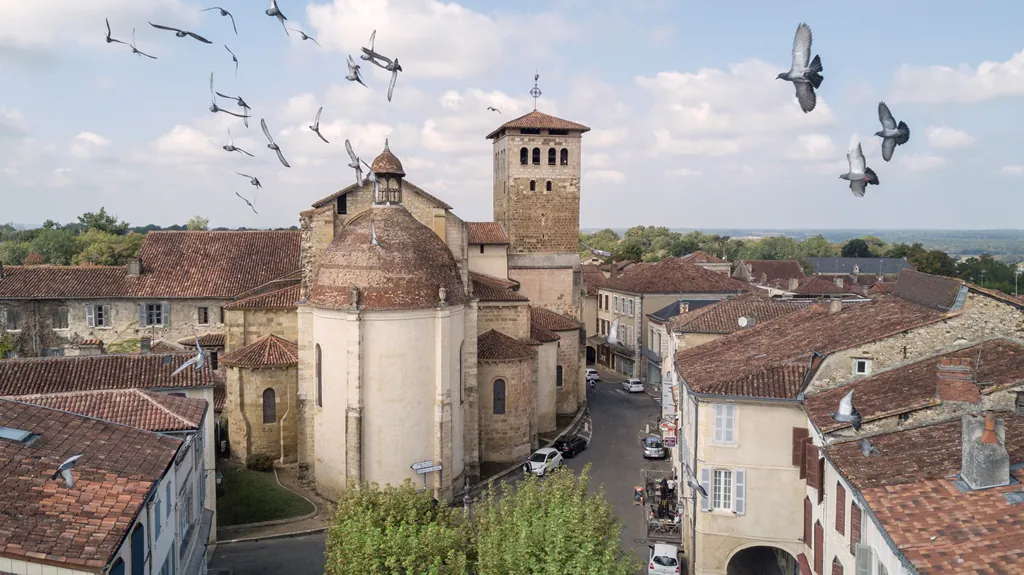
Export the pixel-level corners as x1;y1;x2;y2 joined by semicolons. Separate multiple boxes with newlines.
961;412;1009;490
828;298;843;315
127;257;142;277
140;337;151;354
937;357;980;403
788;277;799;291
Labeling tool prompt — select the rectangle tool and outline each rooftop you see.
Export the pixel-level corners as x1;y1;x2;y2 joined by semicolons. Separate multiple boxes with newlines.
893;268;965;312
485;110;591;139
0;399;181;571
530;306;583;332
808;257;914;276
477;330;537;361
471;272;528;303
465;222;509;245
792;275;856;296
224;283;300;311
178;333;226;348
680;251;727;264
668;294;809;335
311;179;452;211
602;257;753;295
369;140;405;176
646;299;721;324
0;353;216;396
220;334;299;369
8;389;207;432
737;260;806;283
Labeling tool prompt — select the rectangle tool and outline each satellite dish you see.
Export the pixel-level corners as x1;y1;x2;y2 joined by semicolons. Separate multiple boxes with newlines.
737;316;748;328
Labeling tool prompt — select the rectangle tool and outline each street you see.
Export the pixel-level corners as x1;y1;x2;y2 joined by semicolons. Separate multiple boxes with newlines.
209;532;326;574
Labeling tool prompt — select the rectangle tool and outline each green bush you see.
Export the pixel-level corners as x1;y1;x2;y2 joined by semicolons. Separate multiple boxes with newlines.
246;452;275;471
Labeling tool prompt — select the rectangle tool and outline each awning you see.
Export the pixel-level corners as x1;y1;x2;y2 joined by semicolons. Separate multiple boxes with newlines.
587;334;608;346
606;342;633;356
642;347;661;363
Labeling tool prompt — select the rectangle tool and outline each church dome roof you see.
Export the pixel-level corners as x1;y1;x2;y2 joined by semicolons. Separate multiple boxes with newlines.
309;204;466;311
370;139;405;176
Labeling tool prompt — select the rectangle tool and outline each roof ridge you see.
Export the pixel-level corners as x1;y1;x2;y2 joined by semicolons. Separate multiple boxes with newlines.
138;389;198;428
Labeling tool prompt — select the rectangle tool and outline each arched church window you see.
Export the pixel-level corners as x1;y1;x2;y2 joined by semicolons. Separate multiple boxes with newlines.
560;148;568;166
263;388;276;424
493;379;506;414
548;148;556;165
315;344;323;407
459;342;465;405
530;180;536;192
545;180;552;192
556;366;563;388
520;147;528;165
532;148;540;165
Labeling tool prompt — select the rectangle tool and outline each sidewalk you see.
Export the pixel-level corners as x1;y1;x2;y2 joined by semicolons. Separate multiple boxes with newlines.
217;465;333;543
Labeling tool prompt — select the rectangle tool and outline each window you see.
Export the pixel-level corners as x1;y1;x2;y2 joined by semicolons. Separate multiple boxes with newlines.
832;557;844;575
545;180;552;192
556;366;563;388
803;496;812;543
459;342;465;405
548;148;556;165
197;307;209;325
53;305;69;329
262;388;276;423
521;128;541;135
532;147;540;165
154;500;162;539
480;244;485;254
814;521;824;575
493;379;506;414
849;504;863;555
179;487;194;556
86;304;110;328
210;351;218;370
520;147;528;165
712;469;732;509
316;344;323;407
560;148;568;165
336;194;347;214
160;554;172;575
130;524;145;575
529;180;536;191
140;303;169;327
168;392;186;398
877;560;888;575
713;404;736;445
43;348;64;357
110;558;126;575
614;297;620;312
855;545;875;575
853;358;872;375
3;307;19;331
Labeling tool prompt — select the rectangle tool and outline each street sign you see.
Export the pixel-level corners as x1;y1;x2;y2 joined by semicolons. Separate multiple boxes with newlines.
664;436;677;448
415;465;443;474
411;460;434;471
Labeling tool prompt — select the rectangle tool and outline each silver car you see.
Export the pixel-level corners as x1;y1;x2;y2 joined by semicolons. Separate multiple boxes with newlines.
643;436;666;459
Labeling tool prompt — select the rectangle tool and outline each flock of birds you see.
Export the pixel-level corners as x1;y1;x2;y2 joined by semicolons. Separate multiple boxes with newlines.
776;23;912;198
104;1;408;214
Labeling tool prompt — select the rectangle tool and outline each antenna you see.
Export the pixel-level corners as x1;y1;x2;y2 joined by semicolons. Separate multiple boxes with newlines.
530;71;542;111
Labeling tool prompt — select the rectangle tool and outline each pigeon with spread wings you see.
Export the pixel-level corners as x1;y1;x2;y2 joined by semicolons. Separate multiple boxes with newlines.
309;107;329;143
201;7;237;35
51;454;83;489
875;102;911;162
223;128;254;157
129;28;157;59
830;389;863;431
266;0;289;36
345;140;364;187
839;135;879;198
149;22;212;44
105;18;127;45
776;23;823;113
261;119;291;168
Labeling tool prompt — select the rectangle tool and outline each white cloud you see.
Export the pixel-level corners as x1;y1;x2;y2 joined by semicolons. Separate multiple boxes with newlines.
0;0;193;47
0;107;29;138
69;131;115;161
665;168;702;177
586;128;628;148
1000;165;1024;176
441;91;464;110
890;50;1024;104
791;134;836;161
926;126;977;149
899;153;947;172
585;170;625;183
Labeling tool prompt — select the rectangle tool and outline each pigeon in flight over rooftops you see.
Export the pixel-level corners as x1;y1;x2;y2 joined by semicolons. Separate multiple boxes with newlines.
237;172;262;189
839;135;879;198
223;128;253;157
830;389;863;431
875;101;910;162
105;18;127;45
224;45;239;77
859;438;880;457
201;7;237;34
686;471;708;499
776;23;823;113
370;221;382;247
346;55;368;87
216;90;250;127
266;0;289;36
129;28;157;59
291;28;320;45
171;333;207;376
360;30;394;70
260;119;291;168
582;242;612;258
209;73;248;119
309;106;329;143
345;139;364;186
486;107;501;114
386;58;402;102
235;192;259;214
51;454;83;489
149;22;212;44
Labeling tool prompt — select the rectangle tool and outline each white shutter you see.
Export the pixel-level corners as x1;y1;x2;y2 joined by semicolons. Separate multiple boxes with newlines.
162;303;170;327
699;467;711;512
139;304;147;327
86;305;95;328
102;305;110;327
724;405;735;444
714;404;724;443
734;469;746;515
855;544;873;575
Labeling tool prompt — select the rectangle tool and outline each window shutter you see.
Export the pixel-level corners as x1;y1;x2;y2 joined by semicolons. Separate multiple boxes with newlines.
805;442;821;490
724;405;735;443
102;305;111;327
714;405;724;443
734;469;746;515
138;303;147;327
793;427;810;466
155;501;161;538
799;436;813;478
832;557;844;575
836;482;846;534
162;303;171;327
86;305;95;328
803;497;812;544
817;457;826;504
814;521;824;574
854;545;873;575
849;504;862;555
699;467;711;512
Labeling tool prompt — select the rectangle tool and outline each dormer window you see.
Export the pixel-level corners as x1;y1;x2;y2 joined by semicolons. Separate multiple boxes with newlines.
853;358;872;376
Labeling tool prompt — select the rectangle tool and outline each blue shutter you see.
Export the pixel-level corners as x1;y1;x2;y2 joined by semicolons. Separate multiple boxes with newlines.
154;501;161;538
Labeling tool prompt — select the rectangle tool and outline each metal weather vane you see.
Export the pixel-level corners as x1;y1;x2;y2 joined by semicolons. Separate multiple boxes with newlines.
530;72;542;110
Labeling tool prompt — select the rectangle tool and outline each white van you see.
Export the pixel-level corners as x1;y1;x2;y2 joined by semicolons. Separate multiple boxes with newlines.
586;368;599;382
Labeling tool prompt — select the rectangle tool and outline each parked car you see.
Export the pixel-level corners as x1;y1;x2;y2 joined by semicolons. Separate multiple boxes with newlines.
523;447;563;477
553;435;588;458
586;368;599;382
643;436;666;459
648;543;681;574
622;378;644;393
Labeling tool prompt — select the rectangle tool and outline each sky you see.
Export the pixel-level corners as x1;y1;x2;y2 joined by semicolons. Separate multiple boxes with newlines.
2;1;1024;231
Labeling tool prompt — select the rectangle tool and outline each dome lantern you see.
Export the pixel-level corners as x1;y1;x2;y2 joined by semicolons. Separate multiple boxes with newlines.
370;139;405;205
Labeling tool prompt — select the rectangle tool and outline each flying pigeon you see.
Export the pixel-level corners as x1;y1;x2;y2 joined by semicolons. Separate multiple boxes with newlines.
51;454;83;489
830;389;863;431
105;18;126;45
582;242;612;258
236;172;262;189
216;90;250;127
201;7;237;35
776;23;823;113
309;106;329;143
130;28;157;59
235;192;259;214
260;119;291;168
839;135;879;198
224;45;239;77
360;159;382;198
875;101;911;162
386;58;402;102
346;55;368;88
148;22;212;44
359;30;393;70
370;221;381;247
345;139;364;187
291;28;320;45
171;342;206;376
223;128;253;157
859;438;881;457
266;0;289;36
486;107;501;114
209;73;248;119
686;472;708;500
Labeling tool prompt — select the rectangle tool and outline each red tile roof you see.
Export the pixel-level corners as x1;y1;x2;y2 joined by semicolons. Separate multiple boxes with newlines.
681;251;727;264
466;222;509;245
893;269;964;311
868;281;896;294
213;381;225;411
485;110;591;139
603;257;753;295
669;294;809;335
529;321;561;343
793;276;854;295
311;179;452;211
0;354;215;396
221;334;298;368
0;265;129;299
224;283;300;310
9;389;207;432
675;296;948;399
805;339;1024;434
471;272;528;302
530;306;583;332
148;341;188;355
739;260;806;283
0;399;181;571
178;333;226;348
477;330;536;361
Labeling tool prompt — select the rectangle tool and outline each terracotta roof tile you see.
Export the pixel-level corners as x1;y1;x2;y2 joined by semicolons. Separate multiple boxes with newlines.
221;334;298;368
213;381;225;411
0;354;215;396
226;273;301;305
311;179;452;211
369;142;405;176
582;264;611;296
8;389;207;432
224;283;300;310
485;110;591;139
477;330;536;361
697;364;809;399
530;306;583;332
868;281;896;294
739;260;806;283
466;222;509;245
806;339;1024;433
680;251;727;264
675;296;948;399
0;265;129;299
603;257;753;295
472;272;528;302
669;294;809;335
793;276;855;295
893;269;964;312
178;333;226;348
529;321;561;343
0;399;181;569
148;341;188;355
79;339;103;347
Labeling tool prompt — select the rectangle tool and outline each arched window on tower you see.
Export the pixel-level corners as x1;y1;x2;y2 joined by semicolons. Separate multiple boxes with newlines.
548;148;556;165
315;344;323;407
545;180;552;192
493;379;506;414
560;148;569;166
529;180;536;192
263;388;276;424
520;147;528;165
532;148;540;165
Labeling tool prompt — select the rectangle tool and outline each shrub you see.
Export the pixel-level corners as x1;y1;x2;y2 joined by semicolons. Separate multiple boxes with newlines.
246;452;275;471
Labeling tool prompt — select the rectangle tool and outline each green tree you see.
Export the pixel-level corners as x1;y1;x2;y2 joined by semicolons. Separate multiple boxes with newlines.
742;236;801;260
29;228;78;264
885;242;925;259
0;241;31;265
325;481;471;575
859;236;886;257
841;238;871;258
77;207;129;236
798;235;840;258
74;230;145;266
475;466;638;575
187;216;210;231
909;249;956;277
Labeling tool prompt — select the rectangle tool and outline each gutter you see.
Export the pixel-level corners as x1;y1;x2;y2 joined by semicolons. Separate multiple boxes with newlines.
686;389;803;404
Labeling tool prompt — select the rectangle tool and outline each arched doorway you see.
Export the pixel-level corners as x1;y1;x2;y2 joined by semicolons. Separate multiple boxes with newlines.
727;546;798;575
586;346;596;365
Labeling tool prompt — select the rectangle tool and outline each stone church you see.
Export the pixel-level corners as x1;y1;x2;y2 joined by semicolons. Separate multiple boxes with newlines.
223;110;591;501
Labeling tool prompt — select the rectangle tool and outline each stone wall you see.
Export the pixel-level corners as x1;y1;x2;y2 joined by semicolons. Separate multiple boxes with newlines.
509;268;576;319
476;303;530;339
224;308;298;354
535;340;558;434
554;328;583;415
478;357;534;463
227;365;299;463
295;305;316;466
299;207;335;301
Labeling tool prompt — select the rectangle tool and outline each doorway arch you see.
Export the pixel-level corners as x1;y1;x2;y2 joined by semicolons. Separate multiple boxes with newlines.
726;545;798;575
586;346;596;365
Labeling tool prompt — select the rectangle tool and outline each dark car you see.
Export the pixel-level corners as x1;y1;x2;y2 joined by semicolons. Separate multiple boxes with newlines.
553;435;588;458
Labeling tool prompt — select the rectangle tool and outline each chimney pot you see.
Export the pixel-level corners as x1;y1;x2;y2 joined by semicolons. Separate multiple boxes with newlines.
127;258;142;277
679;302;689;313
981;413;999;444
828;298;843;315
834;277;844;288
759;272;767;285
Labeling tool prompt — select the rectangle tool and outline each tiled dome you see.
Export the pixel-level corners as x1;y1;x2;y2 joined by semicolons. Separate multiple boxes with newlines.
369;139;405;176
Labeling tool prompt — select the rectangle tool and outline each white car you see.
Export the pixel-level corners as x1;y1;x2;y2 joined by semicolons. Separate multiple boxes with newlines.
586;368;599;382
648;543;680;574
622;378;644;393
522;447;563;477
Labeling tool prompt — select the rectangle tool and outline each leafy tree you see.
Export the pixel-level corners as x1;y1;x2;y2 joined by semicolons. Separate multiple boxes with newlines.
74;230;145;266
22;252;43;266
742;236;801;260
841;238;871;258
0;241;31;265
885;242;925;259
29;228;78;264
799;235;840;258
325;481;471;575
909;249;956;277
187;216;210;231
77;208;129;236
859;235;886;257
475;466;637;575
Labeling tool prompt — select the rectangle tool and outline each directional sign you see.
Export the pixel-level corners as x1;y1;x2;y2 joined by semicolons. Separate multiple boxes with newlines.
415;465;443;474
411;460;434;471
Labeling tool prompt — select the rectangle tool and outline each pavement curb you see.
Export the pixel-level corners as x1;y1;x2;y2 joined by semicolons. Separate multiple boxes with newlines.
215;526;329;545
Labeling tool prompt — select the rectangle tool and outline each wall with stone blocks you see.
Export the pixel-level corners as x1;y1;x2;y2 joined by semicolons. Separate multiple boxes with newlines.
224;308;298;354
478;357;534;463
226;366;299;463
477;303;530;339
509;268;577;319
554;328;583;415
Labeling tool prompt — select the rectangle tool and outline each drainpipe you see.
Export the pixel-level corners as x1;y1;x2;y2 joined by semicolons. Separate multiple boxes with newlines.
690;393;698;575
